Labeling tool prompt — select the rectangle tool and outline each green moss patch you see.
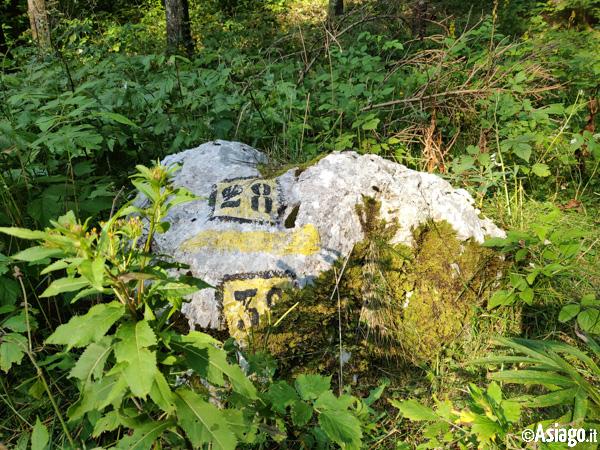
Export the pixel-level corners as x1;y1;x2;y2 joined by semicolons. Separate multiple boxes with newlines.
248;197;504;383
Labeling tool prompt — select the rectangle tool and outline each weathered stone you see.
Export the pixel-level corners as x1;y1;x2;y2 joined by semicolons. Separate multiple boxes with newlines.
143;140;505;358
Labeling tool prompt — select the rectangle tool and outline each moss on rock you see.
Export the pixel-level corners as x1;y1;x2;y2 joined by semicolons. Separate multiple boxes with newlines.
247;197;504;383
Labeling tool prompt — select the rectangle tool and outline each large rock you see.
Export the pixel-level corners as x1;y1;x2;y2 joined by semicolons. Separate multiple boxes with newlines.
146;140;505;359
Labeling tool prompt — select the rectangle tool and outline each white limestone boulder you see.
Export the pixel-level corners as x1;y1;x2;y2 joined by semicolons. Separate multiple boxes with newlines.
146;140;505;345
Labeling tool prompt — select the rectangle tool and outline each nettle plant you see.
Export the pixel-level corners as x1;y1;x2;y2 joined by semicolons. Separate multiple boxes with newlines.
0;163;386;449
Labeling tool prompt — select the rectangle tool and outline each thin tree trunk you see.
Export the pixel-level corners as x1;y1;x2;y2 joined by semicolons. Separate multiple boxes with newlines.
165;0;193;55
328;0;343;22
27;0;50;50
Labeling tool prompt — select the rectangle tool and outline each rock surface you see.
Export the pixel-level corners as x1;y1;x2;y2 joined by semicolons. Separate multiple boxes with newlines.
145;140;505;345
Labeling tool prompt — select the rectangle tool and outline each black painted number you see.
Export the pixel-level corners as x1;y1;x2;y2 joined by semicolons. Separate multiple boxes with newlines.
221;184;243;208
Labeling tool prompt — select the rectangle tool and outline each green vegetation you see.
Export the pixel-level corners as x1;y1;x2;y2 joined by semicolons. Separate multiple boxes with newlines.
0;0;599;448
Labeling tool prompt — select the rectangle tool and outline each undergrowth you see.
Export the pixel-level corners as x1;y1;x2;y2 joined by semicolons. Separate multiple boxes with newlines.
0;0;599;447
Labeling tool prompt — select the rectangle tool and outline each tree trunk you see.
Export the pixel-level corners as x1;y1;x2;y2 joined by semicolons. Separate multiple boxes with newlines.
412;0;428;38
165;0;193;55
27;0;50;49
328;0;343;22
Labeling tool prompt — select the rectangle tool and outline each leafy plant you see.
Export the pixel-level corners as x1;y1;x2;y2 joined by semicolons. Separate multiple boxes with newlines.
483;209;586;308
470;336;600;431
0;163;263;448
391;381;522;449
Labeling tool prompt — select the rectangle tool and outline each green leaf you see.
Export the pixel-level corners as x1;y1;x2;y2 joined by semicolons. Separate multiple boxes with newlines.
391;399;439;421
578;309;600;333
78;257;106;291
531;163;551;177
295;374;331;401
318;409;362;448
482;237;507;247
488;290;516;309
0;333;27;372
487;381;503;404
471;415;503;441
31;417;49;450
523;387;578;407
267;380;300;414
499;400;521;423
175;389;237;450
489;370;578;387
114;419;175;450
41;276;91;297
114;321;157;398
581;294;599;306
0;227;51;240
314;390;355;411
69;337;113;383
94;112;138;127
12;246;64;262
559;305;581;322
171;338;257;399
292;400;313;427
92;410;121;437
149;369;176;415
3;312;29;332
519;288;534;306
132;180;158;203
46;302;125;350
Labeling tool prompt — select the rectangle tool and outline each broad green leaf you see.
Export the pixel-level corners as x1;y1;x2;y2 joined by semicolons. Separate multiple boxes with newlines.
41;276;90;298
31;417;49;450
175;389;237;450
488;290;516;309
1;333;27;372
3;312;29;332
132;180;158;203
69;337;113;382
295;374;331;401
40;258;82;275
0;227;52;241
499;400;521;423
149;369;176;415
391;399;439;421
267;380;299;414
222;409;257;444
471;415;503;441
559;305;581;322
489;370;577;387
78;257;106;291
482;237;507;247
487;381;503;404
94;112;138;127
581;294;599;306
46;302;125;350
92;410;121;437
292;400;313;427
578;309;600;333
68;375;128;420
519;288;534;306
12;246;64;262
171;338;257;399
0;276;19;305
318;409;362;448
531;163;551;177
114;419;175;450
114;321;157;398
523;387;578;407
314;390;355;411
363;378;389;407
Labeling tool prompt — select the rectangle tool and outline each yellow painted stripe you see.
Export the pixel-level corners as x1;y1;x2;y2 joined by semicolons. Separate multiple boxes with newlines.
180;224;320;256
